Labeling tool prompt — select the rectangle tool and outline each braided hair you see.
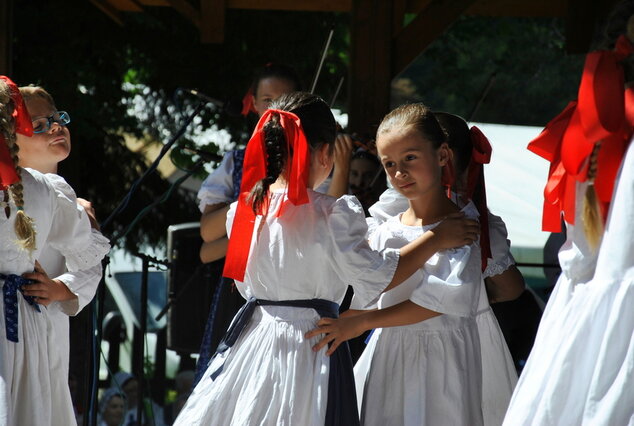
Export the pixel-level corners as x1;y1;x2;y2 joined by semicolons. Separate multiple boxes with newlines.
248;92;337;214
0;80;37;252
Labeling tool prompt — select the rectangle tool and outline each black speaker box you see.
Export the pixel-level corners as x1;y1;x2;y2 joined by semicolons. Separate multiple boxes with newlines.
166;223;221;353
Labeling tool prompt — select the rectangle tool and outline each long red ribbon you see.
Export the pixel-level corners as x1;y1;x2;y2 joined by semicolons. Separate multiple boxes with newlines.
223;109;311;281
527;35;634;232
0;76;33;190
466;126;492;271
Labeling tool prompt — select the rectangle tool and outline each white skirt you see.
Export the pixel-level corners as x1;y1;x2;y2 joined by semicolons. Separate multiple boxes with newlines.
503;273;634;425
354;315;483;426
175;305;332;426
476;307;517;426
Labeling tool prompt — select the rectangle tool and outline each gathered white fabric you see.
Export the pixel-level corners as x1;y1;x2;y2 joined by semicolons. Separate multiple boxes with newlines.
503;138;634;426
175;190;400;425
354;202;484;426
197;151;236;212
0;169;110;426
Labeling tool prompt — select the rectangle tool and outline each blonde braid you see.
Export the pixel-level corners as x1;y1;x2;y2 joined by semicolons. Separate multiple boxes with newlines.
0;80;37;252
582;142;603;251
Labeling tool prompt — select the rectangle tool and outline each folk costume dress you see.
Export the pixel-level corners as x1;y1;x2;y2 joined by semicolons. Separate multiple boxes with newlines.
176;109;400;426
0;169;110;426
503;35;634;425
175;190;400;426
353;201;483;426
38;174;104;426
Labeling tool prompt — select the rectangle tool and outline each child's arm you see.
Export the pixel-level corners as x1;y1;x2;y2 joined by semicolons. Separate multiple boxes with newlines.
200;237;229;263
327;134;354;198
306;301;441;355
200;203;230;242
385;213;479;292
485;265;525;303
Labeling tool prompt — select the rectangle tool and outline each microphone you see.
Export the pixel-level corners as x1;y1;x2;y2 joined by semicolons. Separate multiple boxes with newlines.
181;146;224;163
177;88;244;117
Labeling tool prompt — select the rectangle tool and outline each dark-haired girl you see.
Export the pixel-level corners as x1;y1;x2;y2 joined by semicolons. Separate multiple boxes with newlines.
175;93;479;425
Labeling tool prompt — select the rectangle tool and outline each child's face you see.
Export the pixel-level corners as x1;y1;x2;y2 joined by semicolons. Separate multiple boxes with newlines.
253;77;296;117
377;127;448;200
16;96;71;171
103;396;125;426
349;157;378;195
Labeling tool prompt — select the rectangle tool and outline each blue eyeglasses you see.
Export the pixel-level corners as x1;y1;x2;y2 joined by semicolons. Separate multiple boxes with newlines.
32;111;71;134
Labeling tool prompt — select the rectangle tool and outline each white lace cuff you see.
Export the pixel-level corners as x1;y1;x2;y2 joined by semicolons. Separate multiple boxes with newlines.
483;254;515;278
64;229;111;272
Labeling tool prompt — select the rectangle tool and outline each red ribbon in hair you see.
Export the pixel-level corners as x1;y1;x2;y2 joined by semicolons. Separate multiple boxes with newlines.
223;109;311;281
241;87;257;116
466;126;492;271
527;35;634;232
0;76;33;190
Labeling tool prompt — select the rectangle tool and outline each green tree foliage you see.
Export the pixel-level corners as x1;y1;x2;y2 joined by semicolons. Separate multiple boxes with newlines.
395;16;586;126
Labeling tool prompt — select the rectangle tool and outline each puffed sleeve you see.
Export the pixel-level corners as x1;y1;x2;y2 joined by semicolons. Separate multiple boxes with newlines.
45;176;110;272
327;196;400;307
55;263;102;315
367;188;409;225
409;242;481;317
197;151;236;212
483;211;516;279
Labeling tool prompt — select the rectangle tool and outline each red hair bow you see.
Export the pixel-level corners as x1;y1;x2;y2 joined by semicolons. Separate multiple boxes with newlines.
528;35;634;232
0;76;33;190
467;126;492;271
224;109;311;281
241;87;257;116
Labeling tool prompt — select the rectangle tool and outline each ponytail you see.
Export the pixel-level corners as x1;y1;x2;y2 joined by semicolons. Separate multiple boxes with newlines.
582;142;604;250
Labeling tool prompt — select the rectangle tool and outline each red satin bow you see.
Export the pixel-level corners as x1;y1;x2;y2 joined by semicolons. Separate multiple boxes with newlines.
224;109;311;281
528;35;634;232
466;126;492;271
0;76;33;190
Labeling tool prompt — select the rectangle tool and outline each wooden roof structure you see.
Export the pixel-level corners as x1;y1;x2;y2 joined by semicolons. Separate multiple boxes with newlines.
1;0;621;132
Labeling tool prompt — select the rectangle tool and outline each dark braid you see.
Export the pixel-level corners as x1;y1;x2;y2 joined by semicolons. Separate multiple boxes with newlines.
247;92;337;214
249;114;288;214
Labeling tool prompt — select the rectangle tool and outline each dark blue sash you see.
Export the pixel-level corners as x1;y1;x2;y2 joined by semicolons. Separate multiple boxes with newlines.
210;297;360;426
0;273;40;343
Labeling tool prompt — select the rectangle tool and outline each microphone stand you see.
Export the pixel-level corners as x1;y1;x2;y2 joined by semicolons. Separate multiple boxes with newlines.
132;253;171;426
87;97;214;426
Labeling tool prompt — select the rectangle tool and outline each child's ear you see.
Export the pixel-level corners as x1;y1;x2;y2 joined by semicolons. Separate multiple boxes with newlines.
438;143;452;166
318;143;332;168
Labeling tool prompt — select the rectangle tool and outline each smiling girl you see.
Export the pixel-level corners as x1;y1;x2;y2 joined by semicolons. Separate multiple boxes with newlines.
306;103;484;426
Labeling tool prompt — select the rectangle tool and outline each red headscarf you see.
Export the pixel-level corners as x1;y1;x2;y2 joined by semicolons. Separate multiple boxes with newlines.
223;109;311;281
0;76;33;190
528;35;634;232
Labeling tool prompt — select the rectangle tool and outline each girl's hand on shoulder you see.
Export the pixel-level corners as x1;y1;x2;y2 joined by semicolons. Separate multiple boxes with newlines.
431;212;480;249
304;315;366;356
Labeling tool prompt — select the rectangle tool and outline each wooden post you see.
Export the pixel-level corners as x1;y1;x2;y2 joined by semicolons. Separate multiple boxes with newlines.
348;0;393;134
0;0;12;75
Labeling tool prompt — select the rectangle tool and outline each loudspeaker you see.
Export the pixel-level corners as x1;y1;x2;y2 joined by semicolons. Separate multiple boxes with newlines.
166;223;221;353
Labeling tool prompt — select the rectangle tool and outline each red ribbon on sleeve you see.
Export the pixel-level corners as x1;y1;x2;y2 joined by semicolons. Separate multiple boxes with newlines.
0;76;33;190
527;35;634;232
223;109;311;281
466;126;492;271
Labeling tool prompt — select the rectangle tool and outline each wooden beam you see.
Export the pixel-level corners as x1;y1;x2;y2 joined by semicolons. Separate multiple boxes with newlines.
165;0;201;28
393;0;478;75
0;0;11;76
90;0;125;26
406;0;567;17
200;0;225;43
349;0;393;134
226;0;352;12
106;0;144;12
